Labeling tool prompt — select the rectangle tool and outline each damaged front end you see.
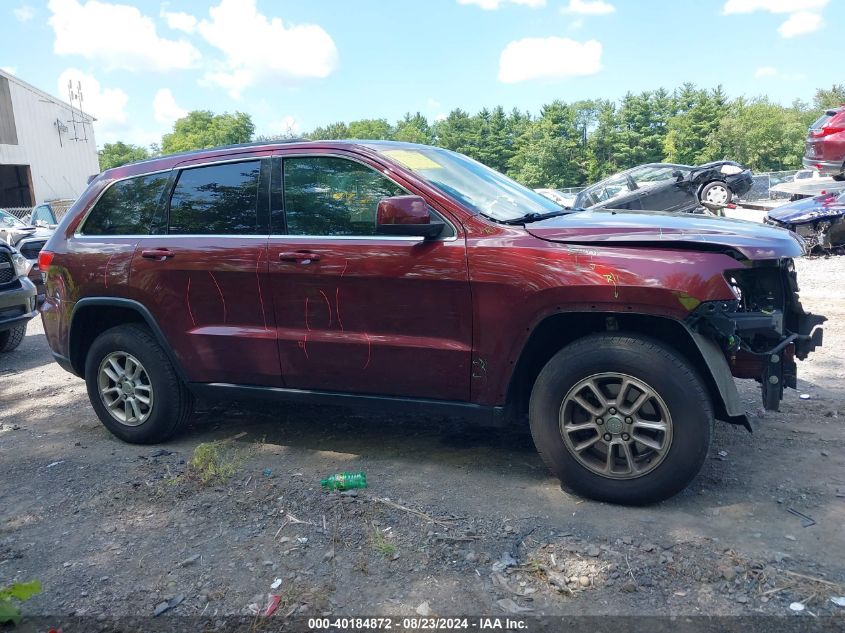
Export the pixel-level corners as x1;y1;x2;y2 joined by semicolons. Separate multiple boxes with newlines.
686;258;825;412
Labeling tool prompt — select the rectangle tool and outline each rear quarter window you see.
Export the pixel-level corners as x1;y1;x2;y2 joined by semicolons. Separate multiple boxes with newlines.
81;173;170;235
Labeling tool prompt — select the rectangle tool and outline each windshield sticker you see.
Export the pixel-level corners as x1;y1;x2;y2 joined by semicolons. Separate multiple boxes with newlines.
382;150;443;171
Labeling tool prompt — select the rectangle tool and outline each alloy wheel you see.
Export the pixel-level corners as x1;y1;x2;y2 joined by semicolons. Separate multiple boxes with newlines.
97;351;154;426
559;372;673;479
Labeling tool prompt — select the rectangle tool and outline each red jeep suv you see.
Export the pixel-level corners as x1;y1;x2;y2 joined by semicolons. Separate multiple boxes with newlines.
39;141;825;504
804;105;845;180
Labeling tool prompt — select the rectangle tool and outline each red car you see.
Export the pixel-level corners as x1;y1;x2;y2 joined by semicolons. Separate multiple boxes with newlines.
803;105;845;180
38;140;825;504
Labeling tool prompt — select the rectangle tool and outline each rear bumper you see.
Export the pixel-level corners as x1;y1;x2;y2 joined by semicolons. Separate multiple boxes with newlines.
802;157;843;175
728;171;754;197
0;277;38;332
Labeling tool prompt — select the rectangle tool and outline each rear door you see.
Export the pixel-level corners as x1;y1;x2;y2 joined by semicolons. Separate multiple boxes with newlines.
266;151;472;400
129;157;280;387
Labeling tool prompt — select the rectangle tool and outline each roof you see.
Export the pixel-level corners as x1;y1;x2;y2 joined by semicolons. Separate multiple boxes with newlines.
102;139;440;178
0;67;96;122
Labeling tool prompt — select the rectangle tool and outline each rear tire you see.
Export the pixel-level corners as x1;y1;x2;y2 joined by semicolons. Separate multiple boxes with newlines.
700;181;732;205
529;334;713;505
0;323;26;352
84;323;193;444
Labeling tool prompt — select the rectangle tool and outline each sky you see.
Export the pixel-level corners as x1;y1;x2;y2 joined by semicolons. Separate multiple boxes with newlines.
0;0;842;148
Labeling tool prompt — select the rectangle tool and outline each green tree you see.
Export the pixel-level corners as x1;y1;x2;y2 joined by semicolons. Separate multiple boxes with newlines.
813;84;845;111
663;85;728;165
347;118;392;139
710;97;807;171
98;141;150;170
509;101;585;188
161;110;254;154
434;109;475;155
393;112;432;144
308;122;350;140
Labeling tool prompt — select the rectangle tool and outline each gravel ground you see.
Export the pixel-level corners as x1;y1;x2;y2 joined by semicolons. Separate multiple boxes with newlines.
1;255;844;626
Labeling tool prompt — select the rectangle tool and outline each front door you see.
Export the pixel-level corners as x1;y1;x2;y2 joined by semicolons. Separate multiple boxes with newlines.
130;157;280;387
267;153;472;401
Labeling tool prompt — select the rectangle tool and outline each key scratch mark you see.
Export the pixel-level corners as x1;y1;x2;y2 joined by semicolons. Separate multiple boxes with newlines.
318;289;332;328
363;332;371;370
208;271;227;324
305;297;311;332
602;273;619;299
299;335;309;360
186;276;197;327
255;248;268;331
103;250;116;289
335;287;344;332
340;259;349;278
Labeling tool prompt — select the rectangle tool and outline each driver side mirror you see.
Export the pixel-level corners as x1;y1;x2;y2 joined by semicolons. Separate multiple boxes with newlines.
672;169;684;181
376;195;444;239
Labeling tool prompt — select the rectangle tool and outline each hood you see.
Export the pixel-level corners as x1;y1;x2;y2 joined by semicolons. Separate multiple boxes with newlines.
767;193;845;224
525;208;805;260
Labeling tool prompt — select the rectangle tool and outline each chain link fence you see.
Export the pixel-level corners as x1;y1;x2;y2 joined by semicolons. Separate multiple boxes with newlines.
1;199;75;223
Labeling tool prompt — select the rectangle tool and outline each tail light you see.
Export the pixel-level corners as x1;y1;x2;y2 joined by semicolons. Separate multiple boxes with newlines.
38;250;54;270
810;126;845;138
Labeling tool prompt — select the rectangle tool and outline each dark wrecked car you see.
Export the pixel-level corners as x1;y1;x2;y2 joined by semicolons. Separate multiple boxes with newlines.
573;162;753;212
766;189;845;249
0;206;57;304
39;140;823;505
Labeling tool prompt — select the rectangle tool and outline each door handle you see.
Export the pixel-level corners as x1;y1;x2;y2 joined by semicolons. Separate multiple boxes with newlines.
279;251;321;263
141;248;175;261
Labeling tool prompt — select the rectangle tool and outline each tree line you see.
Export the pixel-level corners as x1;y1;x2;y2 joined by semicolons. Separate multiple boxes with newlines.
99;83;845;188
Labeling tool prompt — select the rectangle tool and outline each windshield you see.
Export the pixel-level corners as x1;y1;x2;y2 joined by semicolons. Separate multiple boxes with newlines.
0;209;25;227
628;165;680;188
372;146;561;222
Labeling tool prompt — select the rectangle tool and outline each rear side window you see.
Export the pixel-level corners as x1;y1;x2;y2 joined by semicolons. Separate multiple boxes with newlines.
81;173;169;235
810;112;834;130
168;160;261;235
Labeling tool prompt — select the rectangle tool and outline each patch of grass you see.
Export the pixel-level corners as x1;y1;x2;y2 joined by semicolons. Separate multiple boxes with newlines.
0;580;41;625
187;440;246;484
370;525;397;558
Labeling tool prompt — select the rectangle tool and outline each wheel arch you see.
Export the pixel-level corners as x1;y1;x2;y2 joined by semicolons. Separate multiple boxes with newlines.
505;311;749;429
68;297;187;382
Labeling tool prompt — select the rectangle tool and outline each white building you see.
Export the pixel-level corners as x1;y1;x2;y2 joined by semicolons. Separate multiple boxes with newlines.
0;69;99;207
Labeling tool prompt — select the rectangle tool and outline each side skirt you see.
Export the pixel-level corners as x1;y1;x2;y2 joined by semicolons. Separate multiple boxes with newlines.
188;383;508;427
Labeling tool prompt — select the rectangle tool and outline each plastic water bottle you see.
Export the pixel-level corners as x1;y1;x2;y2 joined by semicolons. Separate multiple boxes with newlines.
320;472;367;491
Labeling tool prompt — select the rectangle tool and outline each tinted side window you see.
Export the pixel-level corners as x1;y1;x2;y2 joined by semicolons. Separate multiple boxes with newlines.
283;157;404;236
81;173;169;235
168;161;261;235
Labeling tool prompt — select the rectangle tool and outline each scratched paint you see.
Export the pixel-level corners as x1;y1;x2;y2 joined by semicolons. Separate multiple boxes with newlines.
103;251;116;289
186;276;197;327
255;247;268;331
335;287;344;332
318;289;332;328
363;332;372;370
208;271;227;323
602;272;619;299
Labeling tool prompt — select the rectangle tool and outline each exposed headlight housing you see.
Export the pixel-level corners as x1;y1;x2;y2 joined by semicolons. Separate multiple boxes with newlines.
720;164;743;176
10;248;32;278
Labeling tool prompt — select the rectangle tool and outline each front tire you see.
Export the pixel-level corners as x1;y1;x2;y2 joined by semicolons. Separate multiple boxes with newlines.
529;334;713;505
85;324;193;444
699;181;732;205
0;323;26;352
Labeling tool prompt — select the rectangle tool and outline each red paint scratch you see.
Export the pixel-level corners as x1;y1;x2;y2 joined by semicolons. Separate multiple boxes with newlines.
304;297;311;331
335;287;344;332
255;248;268;330
318;289;332;327
103;251;116;289
208;271;227;323
298;335;309;359
186;276;196;327
363;332;371;369
340;259;349;278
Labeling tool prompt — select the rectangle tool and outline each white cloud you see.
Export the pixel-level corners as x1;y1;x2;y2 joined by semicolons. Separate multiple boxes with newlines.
58;68;129;136
13;5;34;21
161;9;197;33
568;18;585;30
457;0;545;9
152;88;187;125
753;66;806;80
754;66;777;77
48;0;200;72
778;10;823;36
498;37;602;83
1;67;16;75
561;0;615;15
722;0;827;13
195;0;338;99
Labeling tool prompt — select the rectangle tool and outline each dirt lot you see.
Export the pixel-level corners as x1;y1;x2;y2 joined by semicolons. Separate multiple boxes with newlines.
1;255;844;626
